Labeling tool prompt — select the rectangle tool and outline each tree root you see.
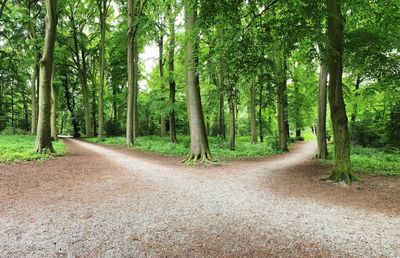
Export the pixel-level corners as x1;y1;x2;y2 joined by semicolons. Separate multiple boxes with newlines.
328;169;361;186
182;150;214;165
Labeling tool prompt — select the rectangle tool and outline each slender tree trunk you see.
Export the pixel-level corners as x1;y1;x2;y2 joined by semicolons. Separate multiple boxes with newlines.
11;80;14;127
351;75;361;122
168;4;177;143
91;86;97;136
277;53;288;151
218;91;225;139
31;54;40;134
35;0;57;153
81;49;94;137
98;0;106;141
63;76;80;137
317;62;328;159
126;0;141;144
183;0;211;162
259;81;264;142
112;84;118;122
23;89;29;124
250;79;257;144
327;0;354;184
159;35;167;137
50;69;57;140
229;97;236;151
126;0;135;145
133;41;139;137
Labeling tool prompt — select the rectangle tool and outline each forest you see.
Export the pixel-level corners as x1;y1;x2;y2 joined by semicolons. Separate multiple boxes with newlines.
0;0;399;186
1;0;400;256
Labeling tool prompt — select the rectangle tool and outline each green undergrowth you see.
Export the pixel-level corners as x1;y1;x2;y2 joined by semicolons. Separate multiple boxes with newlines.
0;135;67;163
325;145;400;176
84;135;282;159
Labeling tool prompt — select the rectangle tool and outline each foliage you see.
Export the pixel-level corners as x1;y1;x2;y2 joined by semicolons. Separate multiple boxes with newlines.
84;136;281;158
0;135;66;163
326;145;400;176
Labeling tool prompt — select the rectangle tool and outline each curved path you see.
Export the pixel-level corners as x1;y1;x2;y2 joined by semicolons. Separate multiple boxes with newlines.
0;139;399;257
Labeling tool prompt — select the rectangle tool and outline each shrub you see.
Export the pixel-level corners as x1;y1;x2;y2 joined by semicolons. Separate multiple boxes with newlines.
1;127;29;135
349;120;382;147
387;103;400;148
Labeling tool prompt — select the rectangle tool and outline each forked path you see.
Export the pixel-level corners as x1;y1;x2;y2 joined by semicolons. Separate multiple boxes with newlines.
0;139;399;257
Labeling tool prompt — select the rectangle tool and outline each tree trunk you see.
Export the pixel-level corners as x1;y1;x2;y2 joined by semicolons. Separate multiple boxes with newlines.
259;81;264;142
218;91;225;139
63;76;80;137
98;0;106;141
31;54;40;134
81;49;93;137
351;75;361;122
126;0;141;144
277;53;288;151
35;0;57;153
168;4;177;143
183;0;211;162
159;35;167;137
126;0;135;145
50;66;57;140
133;42;139;137
112;83;118;122
327;0;354;184
91;86;97;136
229;98;236;151
11;80;14;127
317;62;328;159
250;79;257;144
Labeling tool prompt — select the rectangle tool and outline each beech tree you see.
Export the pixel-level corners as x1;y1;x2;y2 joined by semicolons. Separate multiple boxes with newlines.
35;0;57;153
326;0;355;184
183;0;211;162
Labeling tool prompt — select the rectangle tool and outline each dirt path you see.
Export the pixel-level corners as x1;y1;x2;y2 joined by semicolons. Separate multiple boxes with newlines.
0;139;399;257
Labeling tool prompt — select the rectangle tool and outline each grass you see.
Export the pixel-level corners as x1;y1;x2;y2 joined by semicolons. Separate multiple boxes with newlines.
326;145;400;176
84;135;282;159
0;135;67;163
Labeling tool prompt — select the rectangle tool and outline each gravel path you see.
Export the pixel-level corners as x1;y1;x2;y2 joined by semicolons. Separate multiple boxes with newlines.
0;139;399;257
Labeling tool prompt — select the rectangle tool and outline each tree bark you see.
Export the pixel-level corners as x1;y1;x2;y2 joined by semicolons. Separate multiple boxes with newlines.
50;68;57;140
11;80;14;127
229;97;236;151
35;0;57;153
81;48;94;137
351;75;361;122
126;0;142;144
98;0;106;141
277;53;288;151
168;3;177;143
126;0;135;145
31;54;40;134
250;79;257;144
327;0;354;184
218;91;225;139
259;81;264;142
63;76;80;137
317;62;328;159
159;34;167;137
183;0;211;162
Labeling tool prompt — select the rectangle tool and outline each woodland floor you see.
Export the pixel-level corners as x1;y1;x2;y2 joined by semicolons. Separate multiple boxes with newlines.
0;139;399;257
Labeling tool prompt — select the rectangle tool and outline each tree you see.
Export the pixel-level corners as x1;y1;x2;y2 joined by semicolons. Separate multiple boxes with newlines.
277;50;288;151
250;78;257;144
126;0;146;145
327;0;355;184
317;62;328;159
183;0;211;162
167;1;177;143
35;0;57;153
97;0;110;141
